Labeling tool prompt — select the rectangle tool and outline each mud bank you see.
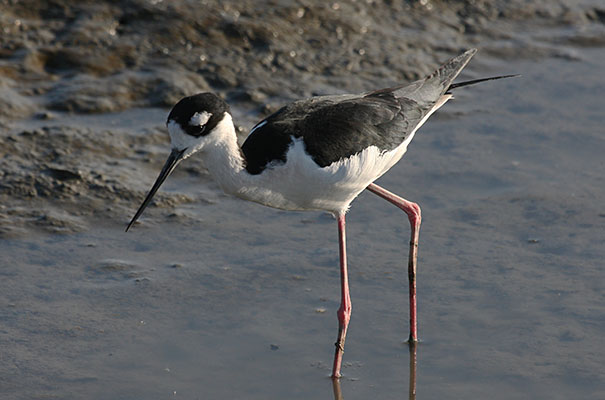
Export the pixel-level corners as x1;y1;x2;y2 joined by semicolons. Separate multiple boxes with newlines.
1;0;604;235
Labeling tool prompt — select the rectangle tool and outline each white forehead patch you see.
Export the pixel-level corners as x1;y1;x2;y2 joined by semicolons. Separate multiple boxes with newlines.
189;111;212;127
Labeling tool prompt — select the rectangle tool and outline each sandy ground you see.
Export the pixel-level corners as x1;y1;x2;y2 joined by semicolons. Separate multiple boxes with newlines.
1;1;604;399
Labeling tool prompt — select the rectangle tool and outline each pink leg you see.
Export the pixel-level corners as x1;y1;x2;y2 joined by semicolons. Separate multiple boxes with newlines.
366;183;421;343
331;212;351;379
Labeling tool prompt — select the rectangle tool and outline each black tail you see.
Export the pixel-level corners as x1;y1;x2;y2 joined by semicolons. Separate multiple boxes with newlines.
447;74;519;92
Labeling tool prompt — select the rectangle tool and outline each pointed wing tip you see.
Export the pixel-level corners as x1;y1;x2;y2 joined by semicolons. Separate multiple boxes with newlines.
457;48;478;64
433;48;478;89
454;48;478;64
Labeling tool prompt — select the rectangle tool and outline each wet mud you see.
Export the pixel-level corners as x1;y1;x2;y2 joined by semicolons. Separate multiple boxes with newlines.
1;0;604;235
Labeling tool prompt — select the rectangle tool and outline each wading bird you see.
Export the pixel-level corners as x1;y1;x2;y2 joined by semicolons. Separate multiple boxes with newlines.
126;48;514;378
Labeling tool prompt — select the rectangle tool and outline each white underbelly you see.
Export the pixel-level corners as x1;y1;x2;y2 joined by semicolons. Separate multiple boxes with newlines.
218;94;451;214
232;137;413;214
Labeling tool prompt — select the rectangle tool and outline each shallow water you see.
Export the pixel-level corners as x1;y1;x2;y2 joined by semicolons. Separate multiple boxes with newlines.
2;43;604;400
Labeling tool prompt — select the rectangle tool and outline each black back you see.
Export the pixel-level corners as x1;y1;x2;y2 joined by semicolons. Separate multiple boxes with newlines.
241;90;428;174
240;49;485;175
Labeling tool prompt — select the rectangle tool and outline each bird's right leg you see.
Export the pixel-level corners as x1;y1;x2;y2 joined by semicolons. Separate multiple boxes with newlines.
366;183;421;343
331;212;351;379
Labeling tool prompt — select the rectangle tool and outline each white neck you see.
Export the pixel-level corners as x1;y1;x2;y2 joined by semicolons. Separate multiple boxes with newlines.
197;113;250;195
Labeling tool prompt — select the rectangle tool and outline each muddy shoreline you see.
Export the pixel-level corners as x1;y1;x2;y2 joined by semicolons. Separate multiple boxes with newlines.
1;0;605;236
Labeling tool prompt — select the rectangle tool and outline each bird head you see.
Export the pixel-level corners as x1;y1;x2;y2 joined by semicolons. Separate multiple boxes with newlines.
126;93;230;231
166;92;231;160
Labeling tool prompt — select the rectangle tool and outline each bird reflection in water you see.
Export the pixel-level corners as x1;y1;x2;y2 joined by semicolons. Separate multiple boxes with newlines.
331;343;418;400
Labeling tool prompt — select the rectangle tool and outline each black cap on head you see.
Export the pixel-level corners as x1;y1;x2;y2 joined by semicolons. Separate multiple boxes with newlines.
167;93;230;137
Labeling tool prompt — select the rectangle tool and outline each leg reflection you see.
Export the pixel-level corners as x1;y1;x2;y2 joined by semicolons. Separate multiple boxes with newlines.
332;378;343;400
330;343;418;400
409;342;417;400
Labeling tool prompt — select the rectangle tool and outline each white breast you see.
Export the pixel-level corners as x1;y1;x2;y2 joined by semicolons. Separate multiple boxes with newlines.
209;95;453;215
232;136;413;215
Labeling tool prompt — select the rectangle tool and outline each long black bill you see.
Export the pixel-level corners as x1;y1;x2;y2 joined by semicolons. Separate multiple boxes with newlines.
125;148;186;232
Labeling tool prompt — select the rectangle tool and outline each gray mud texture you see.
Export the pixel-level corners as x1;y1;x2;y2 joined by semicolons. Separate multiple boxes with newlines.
1;0;604;234
1;1;605;399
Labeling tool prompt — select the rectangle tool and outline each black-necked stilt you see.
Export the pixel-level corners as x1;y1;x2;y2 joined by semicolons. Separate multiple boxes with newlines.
126;48;515;378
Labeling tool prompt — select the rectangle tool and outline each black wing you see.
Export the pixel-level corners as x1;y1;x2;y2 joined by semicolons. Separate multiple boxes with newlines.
241;106;294;175
294;91;426;167
241;92;427;173
241;49;482;174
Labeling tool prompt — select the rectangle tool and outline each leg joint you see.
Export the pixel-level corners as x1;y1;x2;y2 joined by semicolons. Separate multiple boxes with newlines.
336;305;352;326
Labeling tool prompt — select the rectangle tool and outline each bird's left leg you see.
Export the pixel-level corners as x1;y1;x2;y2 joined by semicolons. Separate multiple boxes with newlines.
331;212;351;379
366;183;421;343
